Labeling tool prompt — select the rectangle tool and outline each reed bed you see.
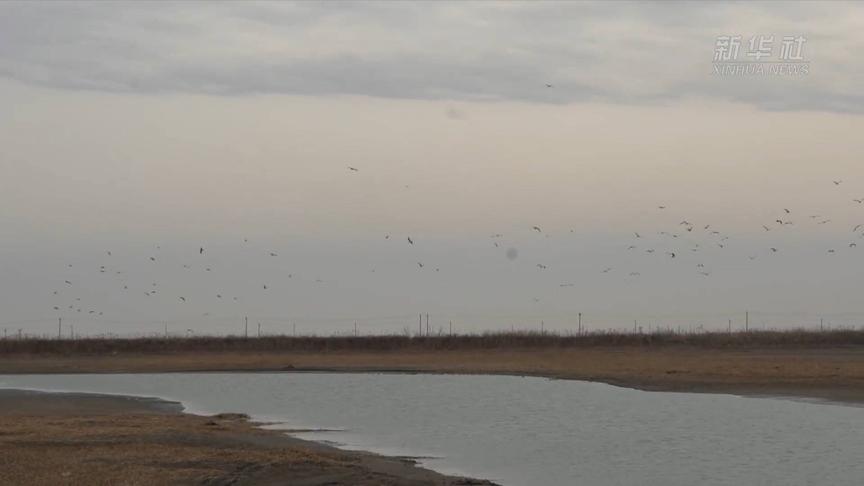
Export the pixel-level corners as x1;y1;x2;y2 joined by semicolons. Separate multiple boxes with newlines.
3;328;864;355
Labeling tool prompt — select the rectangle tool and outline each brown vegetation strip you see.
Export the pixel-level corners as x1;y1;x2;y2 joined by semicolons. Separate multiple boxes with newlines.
3;331;864;404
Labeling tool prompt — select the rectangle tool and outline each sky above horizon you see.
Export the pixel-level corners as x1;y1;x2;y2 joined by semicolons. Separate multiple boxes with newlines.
2;1;864;337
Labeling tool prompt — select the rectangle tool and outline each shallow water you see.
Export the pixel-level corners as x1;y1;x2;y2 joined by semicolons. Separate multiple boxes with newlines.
1;372;861;486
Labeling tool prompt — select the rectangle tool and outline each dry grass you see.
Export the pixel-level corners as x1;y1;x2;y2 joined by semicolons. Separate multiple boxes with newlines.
3;329;864;356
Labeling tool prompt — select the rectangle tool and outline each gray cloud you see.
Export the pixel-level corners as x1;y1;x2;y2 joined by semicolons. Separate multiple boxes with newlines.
0;1;862;112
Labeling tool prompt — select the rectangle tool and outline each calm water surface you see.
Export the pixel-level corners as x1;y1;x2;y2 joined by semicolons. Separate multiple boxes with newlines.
1;373;860;486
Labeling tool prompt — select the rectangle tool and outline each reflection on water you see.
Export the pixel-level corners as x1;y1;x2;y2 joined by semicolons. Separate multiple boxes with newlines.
2;372;862;486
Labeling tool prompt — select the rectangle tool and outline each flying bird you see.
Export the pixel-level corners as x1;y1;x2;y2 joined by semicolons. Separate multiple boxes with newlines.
532;226;542;233
348;166;359;172
149;257;156;262
536;264;547;269
833;180;843;185
199;247;204;255
179;296;186;302
407;237;414;245
269;252;278;257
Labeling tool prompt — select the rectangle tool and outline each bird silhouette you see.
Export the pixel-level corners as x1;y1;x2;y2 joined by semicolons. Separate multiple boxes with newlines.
199;247;204;255
348;166;359;172
407;237;414;245
532;226;542;233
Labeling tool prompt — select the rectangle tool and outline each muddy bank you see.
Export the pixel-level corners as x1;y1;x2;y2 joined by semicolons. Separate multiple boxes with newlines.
0;389;496;486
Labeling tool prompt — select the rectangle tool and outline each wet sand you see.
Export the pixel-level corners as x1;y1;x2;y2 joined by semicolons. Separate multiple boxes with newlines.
0;389;496;486
2;346;864;404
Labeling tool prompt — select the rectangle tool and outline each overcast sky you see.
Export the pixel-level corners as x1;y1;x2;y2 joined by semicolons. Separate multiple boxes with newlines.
2;1;864;337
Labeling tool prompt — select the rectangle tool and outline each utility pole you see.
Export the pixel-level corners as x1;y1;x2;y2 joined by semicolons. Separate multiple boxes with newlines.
426;313;430;336
258;322;261;337
578;312;583;335
58;318;62;339
821;318;824;332
354;321;358;336
541;320;544;334
634;320;637;334
728;319;732;334
419;313;422;337
745;311;749;332
449;320;453;336
245;316;248;338
165;322;168;338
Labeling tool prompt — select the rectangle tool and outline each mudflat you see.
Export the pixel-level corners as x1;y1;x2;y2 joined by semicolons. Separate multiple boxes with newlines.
0;389;495;486
3;345;864;404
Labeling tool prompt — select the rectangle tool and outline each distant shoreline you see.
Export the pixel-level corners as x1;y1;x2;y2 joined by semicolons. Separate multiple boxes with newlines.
0;388;496;485
3;341;864;405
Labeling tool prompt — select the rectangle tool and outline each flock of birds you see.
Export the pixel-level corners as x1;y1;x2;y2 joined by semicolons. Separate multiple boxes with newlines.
46;160;863;323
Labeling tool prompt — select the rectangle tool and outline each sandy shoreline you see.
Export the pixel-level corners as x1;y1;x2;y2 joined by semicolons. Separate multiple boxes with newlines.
0;388;496;485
